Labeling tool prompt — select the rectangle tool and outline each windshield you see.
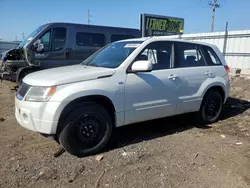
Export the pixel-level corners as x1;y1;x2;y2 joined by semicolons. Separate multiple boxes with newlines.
82;41;143;68
18;25;46;48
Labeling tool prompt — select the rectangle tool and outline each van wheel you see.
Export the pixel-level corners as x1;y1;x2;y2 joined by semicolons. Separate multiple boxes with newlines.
58;103;113;157
198;90;223;125
18;72;27;86
18;69;35;86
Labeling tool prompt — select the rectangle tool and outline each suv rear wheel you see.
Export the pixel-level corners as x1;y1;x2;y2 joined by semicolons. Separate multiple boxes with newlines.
58;103;113;157
198;90;223;125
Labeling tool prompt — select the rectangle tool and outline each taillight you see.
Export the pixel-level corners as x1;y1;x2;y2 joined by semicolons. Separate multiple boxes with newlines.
224;65;230;80
224;65;230;74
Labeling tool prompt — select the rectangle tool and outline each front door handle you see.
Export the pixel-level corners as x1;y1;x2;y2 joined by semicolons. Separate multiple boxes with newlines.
168;74;178;80
64;51;70;59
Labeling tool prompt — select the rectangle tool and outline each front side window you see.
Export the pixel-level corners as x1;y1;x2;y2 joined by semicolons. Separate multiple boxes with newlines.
135;41;173;70
82;41;143;68
76;32;105;47
39;30;51;52
36;27;66;52
174;42;206;68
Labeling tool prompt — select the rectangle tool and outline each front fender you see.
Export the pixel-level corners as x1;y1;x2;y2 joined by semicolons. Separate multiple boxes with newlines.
52;90;114;120
50;78;125;121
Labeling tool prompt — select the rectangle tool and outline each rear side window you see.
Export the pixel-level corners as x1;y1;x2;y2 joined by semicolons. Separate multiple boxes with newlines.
201;46;222;66
111;34;135;42
174;42;206;68
76;32;105;47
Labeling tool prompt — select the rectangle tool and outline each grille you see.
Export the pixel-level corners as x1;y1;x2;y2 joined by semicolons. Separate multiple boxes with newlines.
16;83;30;100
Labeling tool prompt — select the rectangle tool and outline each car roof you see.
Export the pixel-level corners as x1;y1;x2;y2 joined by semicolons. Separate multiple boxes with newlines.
44;22;140;31
119;36;217;48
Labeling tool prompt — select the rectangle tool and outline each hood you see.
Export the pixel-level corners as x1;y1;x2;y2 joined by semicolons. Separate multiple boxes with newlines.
23;65;116;86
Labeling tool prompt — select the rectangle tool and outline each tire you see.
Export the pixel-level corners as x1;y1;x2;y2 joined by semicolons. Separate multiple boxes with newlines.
18;73;25;86
18;69;34;86
58;103;113;157
197;90;223;125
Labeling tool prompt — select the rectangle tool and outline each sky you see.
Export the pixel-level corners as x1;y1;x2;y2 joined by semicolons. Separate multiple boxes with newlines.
0;0;250;41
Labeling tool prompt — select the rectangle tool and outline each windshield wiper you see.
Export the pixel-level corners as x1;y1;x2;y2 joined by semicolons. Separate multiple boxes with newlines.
84;64;100;67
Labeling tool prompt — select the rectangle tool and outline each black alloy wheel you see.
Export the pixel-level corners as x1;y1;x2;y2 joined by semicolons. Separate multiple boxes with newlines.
58;103;113;157
198;90;223;125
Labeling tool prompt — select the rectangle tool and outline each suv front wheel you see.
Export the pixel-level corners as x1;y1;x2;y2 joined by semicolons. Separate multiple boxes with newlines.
198;90;223;125
58;103;113;157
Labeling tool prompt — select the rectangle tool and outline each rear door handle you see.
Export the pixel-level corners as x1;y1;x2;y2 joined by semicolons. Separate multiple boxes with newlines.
205;71;213;75
168;74;178;80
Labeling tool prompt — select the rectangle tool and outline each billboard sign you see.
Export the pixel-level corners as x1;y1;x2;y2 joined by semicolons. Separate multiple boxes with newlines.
140;13;184;37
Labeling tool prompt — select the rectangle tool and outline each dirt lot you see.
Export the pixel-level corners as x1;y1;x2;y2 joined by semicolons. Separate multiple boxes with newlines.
0;77;249;188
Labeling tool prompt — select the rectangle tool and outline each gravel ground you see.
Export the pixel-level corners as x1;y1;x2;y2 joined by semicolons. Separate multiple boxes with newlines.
0;77;249;188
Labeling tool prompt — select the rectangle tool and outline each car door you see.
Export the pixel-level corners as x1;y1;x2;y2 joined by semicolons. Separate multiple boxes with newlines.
171;42;209;114
34;27;74;69
124;41;178;125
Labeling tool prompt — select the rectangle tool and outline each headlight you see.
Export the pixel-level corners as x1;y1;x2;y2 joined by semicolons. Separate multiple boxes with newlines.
25;86;56;102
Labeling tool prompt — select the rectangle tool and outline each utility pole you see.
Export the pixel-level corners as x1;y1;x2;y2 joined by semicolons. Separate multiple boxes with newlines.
209;0;220;32
222;22;228;56
22;32;25;40
88;9;92;25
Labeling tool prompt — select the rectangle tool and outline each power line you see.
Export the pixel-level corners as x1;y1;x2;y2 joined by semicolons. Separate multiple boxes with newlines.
209;0;220;32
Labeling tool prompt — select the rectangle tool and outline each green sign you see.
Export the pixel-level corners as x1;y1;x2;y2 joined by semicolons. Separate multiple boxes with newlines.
140;13;184;37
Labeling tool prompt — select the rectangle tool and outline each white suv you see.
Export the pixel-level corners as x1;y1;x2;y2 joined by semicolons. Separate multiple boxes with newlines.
15;37;230;157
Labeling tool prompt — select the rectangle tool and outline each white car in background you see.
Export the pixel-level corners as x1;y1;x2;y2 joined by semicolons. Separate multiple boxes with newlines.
15;37;230;157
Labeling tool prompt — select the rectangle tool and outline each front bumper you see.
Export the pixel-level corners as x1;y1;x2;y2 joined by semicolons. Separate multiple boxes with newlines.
15;97;61;135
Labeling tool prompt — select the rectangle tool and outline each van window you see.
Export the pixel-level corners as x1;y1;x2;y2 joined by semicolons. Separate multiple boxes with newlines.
39;30;51;52
51;28;67;51
76;32;105;47
174;42;206;68
111;34;135;42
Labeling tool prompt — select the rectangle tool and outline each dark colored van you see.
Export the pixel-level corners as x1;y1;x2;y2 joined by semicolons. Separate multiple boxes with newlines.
0;22;141;84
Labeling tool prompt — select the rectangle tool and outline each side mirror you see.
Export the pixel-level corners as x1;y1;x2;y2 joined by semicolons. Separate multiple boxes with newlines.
131;60;153;72
33;39;44;52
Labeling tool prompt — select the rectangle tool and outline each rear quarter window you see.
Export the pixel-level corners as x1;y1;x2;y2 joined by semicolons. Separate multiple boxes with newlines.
201;45;222;66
